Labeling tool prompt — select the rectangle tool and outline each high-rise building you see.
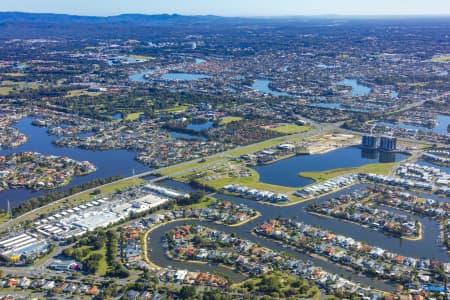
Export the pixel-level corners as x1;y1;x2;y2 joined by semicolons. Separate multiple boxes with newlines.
379;136;397;152
362;135;378;149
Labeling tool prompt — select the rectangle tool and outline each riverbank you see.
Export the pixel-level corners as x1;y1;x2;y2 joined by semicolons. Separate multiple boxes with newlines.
228;211;261;227
299;162;397;183
307;211;423;241
143;212;264;268
143;218;196;270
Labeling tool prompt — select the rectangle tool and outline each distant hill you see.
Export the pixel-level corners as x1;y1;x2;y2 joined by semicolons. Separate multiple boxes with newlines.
0;12;234;39
0;12;447;39
0;12;225;25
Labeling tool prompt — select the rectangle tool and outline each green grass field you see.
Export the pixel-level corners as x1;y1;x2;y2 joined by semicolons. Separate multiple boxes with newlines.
65;89;101;98
233;271;321;299
195;168;297;196
299;162;397;182
269;124;313;134
0;86;13;95
125;112;144;121
0;212;10;224
219;116;243;125
174;196;217;210
227;137;290;157
128;54;155;60
1;80;27;86
431;55;450;62
4;72;26;77
155;105;190;114
60;178;144;205
158;156;224;176
78;245;108;276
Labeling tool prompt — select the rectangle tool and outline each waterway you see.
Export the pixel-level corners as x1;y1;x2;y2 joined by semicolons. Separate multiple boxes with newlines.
129;58;206;82
161;73;210;81
195;58;207;64
167;121;214;140
160;180;449;261
417;159;450;176
252;79;290;96
307;102;369;112
128;70;154;82
337;79;372;97
108;56;143;66
169;131;207;141
0;118;151;209
308;102;342;110
391;91;399;98
317;64;338;69
376;115;450;135
253;147;408;188
148;179;448;291
111;113;123;120
186;121;214;132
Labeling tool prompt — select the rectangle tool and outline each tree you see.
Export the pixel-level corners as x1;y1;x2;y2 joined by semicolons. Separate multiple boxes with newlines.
179;286;196;299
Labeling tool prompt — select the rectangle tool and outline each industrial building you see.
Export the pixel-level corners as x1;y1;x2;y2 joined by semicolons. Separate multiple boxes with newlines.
144;184;190;199
0;233;49;261
33;187;170;240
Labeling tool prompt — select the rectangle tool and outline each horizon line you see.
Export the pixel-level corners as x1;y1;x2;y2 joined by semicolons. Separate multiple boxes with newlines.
1;11;450;18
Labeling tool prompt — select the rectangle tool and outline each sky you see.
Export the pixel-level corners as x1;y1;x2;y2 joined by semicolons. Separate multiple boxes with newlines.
0;0;449;17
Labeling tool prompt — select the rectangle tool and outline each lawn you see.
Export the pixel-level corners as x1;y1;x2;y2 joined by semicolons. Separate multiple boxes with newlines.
0;81;40;95
196;168;297;196
1;80;26;86
158;156;224;176
4;72;26;77
0;86;13;95
234;271;321;299
0;212;10;225
268;124;313;134
299;162;398;182
227;136;290;157
431;55;450;62
155;105;190;114
62;177;144;205
219;116;243;125
65;89;101;98
128;54;155;60
78;245;108;276
125;112;144;121
174;196;217;210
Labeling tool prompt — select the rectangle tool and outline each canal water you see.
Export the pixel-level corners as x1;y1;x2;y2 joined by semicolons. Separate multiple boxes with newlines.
376;115;450;136
186;121;214;132
252;79;290;96
253;147;408;188
417;160;450;176
337;79;372;97
0;118;151;208
148;180;448;289
195;58;207;64
168;121;214;141
161;73;210;81
169;131;207;141
129;71;210;82
129;69;154;82
159;180;449;261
